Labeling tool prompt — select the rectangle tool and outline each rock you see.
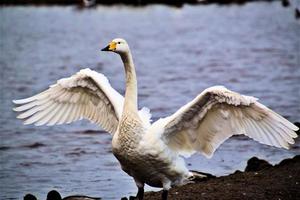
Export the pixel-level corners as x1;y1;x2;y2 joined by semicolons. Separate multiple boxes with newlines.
245;157;272;172
281;0;289;7
24;194;37;200
296;9;300;19
278;155;300;167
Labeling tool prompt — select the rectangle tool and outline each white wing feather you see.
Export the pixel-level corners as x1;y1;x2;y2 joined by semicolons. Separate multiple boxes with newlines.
159;86;298;158
13;68;124;134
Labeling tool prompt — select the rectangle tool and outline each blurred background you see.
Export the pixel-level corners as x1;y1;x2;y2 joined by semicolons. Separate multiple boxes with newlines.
0;0;299;199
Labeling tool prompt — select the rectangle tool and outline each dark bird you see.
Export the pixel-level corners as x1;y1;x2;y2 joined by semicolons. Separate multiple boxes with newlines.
24;194;37;200
47;190;101;200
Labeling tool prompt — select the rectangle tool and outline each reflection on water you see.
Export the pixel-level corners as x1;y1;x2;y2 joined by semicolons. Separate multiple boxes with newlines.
0;2;299;200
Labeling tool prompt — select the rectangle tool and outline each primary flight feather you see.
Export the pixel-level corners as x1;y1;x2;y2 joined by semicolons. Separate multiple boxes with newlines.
13;38;298;200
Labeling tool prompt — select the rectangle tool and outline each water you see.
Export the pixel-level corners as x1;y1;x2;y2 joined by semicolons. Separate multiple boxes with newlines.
1;2;300;200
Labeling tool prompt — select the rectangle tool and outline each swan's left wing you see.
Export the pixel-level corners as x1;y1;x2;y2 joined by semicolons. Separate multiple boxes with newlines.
13;68;124;134
159;86;298;158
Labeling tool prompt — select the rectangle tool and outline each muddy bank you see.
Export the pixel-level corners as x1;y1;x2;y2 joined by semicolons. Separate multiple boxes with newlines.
142;155;300;200
1;0;280;6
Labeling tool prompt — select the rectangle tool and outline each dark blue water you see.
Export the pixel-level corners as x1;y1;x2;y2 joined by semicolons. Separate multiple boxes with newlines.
1;2;299;200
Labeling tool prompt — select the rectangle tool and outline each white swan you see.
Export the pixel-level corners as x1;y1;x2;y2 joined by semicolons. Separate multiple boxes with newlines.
13;38;299;200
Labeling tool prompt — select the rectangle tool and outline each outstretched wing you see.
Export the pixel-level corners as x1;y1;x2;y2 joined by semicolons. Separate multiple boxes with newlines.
158;86;298;158
13;68;124;134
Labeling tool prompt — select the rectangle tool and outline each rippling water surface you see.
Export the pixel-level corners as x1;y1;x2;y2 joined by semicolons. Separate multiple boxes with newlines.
1;2;300;200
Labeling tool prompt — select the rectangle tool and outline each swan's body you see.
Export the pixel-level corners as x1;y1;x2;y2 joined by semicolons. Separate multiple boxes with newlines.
14;38;298;200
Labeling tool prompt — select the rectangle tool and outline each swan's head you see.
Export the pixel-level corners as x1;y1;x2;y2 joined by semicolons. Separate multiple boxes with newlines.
101;38;130;54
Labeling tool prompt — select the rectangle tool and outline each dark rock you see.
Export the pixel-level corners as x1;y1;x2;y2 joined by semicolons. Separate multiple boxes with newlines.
278;155;300;167
245;157;272;172
296;9;300;19
281;0;289;7
47;190;62;200
24;194;37;200
120;197;128;200
47;190;101;200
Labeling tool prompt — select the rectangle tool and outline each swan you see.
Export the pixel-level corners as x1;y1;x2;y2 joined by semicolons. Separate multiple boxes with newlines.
14;38;299;200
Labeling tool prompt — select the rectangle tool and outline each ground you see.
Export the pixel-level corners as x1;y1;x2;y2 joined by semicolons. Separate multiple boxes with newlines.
138;155;300;200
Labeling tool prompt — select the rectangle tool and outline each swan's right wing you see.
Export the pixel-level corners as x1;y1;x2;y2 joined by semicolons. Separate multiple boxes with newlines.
157;86;298;158
13;68;124;135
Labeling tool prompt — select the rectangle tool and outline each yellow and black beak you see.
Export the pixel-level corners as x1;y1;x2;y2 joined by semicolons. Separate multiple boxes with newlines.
101;41;116;51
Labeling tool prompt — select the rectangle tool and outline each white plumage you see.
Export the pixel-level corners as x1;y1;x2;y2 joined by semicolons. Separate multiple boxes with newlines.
14;68;123;134
13;38;298;200
159;86;297;158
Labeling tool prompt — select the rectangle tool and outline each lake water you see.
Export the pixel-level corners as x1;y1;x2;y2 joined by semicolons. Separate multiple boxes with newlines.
0;2;299;200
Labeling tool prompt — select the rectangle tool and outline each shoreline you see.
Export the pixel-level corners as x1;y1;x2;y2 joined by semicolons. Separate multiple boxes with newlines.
1;0;280;6
137;155;300;200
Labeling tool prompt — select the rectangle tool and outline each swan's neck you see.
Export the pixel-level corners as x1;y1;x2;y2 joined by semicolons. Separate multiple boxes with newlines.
121;51;138;113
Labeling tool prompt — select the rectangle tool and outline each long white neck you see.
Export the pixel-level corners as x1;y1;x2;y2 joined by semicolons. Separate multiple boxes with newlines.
120;50;138;113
